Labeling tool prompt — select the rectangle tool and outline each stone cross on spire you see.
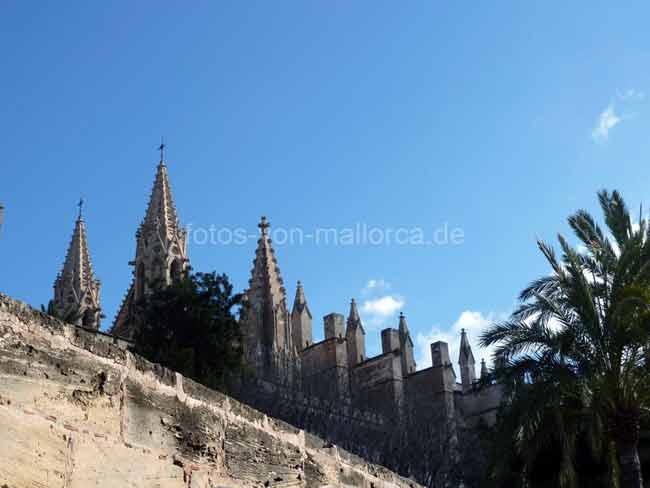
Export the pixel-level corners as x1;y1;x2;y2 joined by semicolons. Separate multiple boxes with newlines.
77;197;84;220
258;215;270;235
158;137;166;164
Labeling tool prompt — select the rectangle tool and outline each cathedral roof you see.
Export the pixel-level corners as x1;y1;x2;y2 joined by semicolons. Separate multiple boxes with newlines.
247;216;287;308
54;207;98;298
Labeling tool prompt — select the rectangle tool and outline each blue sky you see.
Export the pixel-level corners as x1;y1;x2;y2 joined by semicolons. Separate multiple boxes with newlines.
2;1;650;372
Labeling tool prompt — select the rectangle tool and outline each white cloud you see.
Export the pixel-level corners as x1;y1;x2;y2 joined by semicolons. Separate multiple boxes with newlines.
415;310;505;376
415;327;454;369
591;89;645;143
362;296;404;317
591;104;621;142
454;310;492;333
358;279;404;330
620;88;645;101
362;279;390;296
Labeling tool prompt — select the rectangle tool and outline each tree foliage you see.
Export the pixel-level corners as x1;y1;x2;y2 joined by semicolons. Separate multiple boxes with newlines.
41;299;82;324
132;271;244;390
481;190;650;488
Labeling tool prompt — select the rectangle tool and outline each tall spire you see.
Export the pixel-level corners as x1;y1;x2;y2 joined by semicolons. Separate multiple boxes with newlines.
459;329;476;391
111;145;189;338
242;216;296;382
459;329;475;364
397;312;416;375
348;298;361;326
53;203;101;329
142;154;181;240
294;280;306;305
291;280;313;350
248;216;287;310
480;358;489;379
398;311;409;335
346;298;366;367
292;280;310;315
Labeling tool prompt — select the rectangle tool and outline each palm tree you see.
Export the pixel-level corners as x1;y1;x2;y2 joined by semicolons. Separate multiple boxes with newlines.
481;190;650;488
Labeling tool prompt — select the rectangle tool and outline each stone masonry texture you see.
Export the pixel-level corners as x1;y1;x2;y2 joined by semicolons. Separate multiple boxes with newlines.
0;293;423;488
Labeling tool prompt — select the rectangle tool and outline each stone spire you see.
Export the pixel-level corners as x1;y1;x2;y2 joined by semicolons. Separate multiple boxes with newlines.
141;158;181;243
111;147;189;338
246;216;290;336
294;280;306;308
480;358;489;379
291;280;313;350
53;202;101;329
348;298;361;323
346;298;366;367
459;328;476;391
398;312;407;333
0;202;4;237
242;217;295;381
398;312;416;375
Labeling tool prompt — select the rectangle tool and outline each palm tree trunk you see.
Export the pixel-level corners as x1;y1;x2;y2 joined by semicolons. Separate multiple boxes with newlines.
618;442;644;488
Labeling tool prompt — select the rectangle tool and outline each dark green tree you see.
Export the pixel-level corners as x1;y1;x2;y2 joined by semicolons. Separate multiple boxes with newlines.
41;299;82;324
481;190;650;488
132;271;244;390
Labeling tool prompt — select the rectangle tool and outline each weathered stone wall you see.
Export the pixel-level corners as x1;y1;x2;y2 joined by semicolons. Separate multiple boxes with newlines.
0;294;422;488
300;338;349;401
349;352;403;419
259;333;502;485
455;384;502;428
229;376;392;464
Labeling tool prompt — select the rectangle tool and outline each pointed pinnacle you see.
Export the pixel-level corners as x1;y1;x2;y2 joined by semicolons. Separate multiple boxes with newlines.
295;280;306;304
258;216;270;235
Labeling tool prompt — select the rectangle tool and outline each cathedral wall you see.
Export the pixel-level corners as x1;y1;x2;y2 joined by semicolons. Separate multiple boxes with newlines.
349;351;404;418
300;336;350;400
226;374;395;464
455;383;503;427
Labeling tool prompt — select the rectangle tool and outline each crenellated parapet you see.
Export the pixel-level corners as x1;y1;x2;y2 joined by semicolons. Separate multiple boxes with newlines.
237;216;503;434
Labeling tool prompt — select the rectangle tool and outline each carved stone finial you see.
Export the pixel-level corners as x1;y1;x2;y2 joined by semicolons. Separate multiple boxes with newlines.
158;137;166;164
258;216;270;235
